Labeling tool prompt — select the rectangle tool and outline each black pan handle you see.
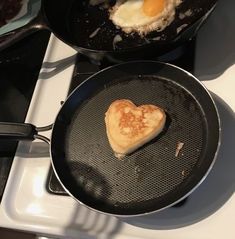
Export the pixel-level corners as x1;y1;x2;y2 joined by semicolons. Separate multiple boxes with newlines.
0;122;37;141
0;10;49;52
0;122;52;144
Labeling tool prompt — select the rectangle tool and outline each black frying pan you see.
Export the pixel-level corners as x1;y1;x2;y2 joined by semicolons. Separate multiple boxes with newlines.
0;61;220;216
0;0;217;60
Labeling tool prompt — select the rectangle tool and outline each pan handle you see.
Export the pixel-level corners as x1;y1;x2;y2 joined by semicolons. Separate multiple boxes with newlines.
35;124;53;144
0;122;37;141
0;122;52;144
0;10;49;52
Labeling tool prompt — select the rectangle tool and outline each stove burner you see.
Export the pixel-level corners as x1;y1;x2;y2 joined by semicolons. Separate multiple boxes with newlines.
46;39;196;203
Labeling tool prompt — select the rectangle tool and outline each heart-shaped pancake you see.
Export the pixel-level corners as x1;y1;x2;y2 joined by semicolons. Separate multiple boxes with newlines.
105;99;166;159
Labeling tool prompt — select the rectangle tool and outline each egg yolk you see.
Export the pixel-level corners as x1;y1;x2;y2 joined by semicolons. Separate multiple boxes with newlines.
143;0;166;17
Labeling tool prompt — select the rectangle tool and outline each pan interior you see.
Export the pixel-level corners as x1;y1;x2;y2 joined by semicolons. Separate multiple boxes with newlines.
61;75;207;215
66;0;217;51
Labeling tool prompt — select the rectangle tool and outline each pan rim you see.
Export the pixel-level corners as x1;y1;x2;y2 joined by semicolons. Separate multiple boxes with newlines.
49;60;221;217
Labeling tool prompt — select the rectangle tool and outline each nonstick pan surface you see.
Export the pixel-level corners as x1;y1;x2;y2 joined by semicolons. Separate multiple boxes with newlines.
51;61;220;216
0;0;217;57
64;0;217;51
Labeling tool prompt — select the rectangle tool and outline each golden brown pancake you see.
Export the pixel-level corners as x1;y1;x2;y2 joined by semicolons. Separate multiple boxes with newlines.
105;99;166;159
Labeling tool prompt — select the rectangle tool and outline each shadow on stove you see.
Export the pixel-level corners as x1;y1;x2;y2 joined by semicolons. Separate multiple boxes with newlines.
39;54;77;80
195;0;235;81
63;203;123;238
122;94;235;229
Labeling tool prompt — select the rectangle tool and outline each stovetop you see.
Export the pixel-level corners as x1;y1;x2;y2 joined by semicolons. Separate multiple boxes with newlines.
1;0;235;238
0;30;50;201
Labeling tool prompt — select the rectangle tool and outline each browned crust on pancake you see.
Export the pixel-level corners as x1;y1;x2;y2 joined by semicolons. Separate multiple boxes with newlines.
105;99;166;158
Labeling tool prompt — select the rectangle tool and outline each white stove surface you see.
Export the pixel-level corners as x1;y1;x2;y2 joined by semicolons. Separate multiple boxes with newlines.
1;0;235;238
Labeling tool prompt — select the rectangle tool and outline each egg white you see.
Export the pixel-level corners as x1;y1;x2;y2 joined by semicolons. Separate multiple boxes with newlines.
109;0;182;36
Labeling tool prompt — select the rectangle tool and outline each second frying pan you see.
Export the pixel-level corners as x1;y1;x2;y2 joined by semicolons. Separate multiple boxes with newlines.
0;61;220;216
0;0;217;60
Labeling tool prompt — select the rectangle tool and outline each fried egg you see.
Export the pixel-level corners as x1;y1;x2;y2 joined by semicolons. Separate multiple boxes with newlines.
109;0;182;36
